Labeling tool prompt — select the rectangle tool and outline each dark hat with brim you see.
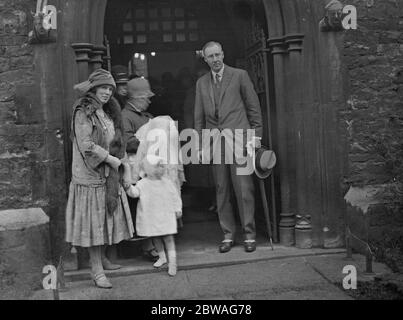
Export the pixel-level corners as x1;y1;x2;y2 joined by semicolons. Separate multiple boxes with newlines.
111;65;129;84
114;72;129;84
255;146;276;179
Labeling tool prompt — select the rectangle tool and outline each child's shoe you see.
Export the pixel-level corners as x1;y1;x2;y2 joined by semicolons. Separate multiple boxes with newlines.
153;257;167;268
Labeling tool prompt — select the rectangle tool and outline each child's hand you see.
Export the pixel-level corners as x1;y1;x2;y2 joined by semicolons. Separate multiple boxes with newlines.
175;211;182;219
125;183;140;198
122;162;130;173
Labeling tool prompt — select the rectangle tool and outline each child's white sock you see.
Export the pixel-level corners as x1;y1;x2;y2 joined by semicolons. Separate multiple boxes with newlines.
153;237;167;268
167;256;177;276
165;235;177;276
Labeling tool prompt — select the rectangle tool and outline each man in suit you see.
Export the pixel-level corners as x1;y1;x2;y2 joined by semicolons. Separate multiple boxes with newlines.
194;41;263;253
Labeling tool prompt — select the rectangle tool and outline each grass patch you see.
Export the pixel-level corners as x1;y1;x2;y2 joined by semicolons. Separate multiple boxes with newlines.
335;280;403;300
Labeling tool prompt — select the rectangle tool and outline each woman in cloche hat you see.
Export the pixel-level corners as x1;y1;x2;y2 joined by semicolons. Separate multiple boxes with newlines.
65;69;134;289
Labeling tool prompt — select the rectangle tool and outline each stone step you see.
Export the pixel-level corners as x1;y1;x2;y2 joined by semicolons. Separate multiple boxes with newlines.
63;247;347;283
0;208;51;294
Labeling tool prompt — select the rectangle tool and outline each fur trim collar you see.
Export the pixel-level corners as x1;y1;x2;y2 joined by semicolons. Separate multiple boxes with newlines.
72;94;122;129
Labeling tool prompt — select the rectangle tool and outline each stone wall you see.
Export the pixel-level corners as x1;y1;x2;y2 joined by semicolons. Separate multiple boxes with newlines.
341;0;403;267
1;0;70;270
0;0;46;298
0;0;49;210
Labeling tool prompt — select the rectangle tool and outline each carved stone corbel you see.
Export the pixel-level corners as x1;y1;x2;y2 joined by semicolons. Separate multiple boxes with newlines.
89;45;106;72
284;34;304;53
28;0;57;44
319;0;345;32
267;37;287;55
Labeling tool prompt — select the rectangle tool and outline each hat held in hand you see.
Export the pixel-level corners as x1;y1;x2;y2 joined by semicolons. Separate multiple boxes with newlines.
255;146;276;179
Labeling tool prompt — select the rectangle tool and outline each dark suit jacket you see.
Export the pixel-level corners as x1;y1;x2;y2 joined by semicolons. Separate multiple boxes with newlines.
194;65;262;159
122;103;153;154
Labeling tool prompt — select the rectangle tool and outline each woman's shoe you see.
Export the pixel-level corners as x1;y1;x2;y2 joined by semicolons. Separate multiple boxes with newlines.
92;273;113;289
208;204;217;213
168;263;177;277
102;257;122;270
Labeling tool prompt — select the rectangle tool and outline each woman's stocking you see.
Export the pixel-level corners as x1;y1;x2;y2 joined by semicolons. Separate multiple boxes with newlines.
101;245;122;270
88;246;112;289
88;246;104;277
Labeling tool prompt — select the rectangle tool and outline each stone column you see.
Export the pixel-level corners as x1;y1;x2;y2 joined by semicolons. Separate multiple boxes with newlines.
268;36;291;220
89;45;106;72
284;33;305;218
71;43;93;81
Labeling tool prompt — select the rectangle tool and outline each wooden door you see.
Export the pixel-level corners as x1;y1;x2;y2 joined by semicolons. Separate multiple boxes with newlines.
245;24;279;242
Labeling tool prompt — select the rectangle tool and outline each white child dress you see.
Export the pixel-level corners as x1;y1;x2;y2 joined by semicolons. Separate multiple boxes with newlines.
127;116;185;190
127;176;182;237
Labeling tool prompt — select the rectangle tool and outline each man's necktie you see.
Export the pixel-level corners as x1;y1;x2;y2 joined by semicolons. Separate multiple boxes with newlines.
214;73;221;119
215;73;221;86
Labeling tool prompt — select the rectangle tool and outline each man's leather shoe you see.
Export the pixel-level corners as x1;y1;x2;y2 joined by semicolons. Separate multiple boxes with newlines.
244;240;256;253
219;241;233;253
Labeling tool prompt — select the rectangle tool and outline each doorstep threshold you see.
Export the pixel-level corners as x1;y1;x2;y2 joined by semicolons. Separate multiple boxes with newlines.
64;246;346;282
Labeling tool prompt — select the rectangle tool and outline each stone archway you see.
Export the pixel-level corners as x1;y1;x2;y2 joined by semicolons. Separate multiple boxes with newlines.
35;0;347;260
261;0;348;247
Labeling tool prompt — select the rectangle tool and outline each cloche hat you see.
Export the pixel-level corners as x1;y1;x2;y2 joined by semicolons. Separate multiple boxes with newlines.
127;77;155;99
74;68;116;94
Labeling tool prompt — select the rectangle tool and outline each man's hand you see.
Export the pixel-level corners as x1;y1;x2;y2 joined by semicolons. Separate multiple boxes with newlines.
176;211;183;219
246;137;262;157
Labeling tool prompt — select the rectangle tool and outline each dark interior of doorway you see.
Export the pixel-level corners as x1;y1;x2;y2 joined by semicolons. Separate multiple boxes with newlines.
104;0;272;259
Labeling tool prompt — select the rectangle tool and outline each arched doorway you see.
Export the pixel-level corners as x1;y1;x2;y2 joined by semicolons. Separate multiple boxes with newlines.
102;0;279;256
44;0;347;262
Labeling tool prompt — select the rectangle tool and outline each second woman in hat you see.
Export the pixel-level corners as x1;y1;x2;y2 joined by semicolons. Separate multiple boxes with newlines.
122;78;160;261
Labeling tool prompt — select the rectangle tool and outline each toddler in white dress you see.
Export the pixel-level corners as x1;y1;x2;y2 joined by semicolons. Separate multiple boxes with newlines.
123;155;182;276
